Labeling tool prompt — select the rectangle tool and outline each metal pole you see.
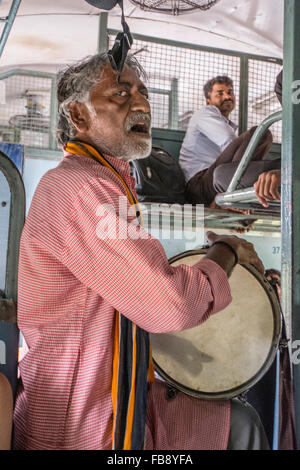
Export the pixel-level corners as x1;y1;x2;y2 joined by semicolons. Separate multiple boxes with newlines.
98;12;108;53
238;56;249;135
282;0;300;449
216;187;263;204
168;78;179;130
49;75;58;150
0;0;22;58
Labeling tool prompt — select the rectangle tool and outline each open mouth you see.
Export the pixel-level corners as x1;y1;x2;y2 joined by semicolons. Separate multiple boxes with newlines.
129;122;150;135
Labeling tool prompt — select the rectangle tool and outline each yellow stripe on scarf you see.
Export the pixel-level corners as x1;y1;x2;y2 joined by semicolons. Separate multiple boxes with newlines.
111;314;120;443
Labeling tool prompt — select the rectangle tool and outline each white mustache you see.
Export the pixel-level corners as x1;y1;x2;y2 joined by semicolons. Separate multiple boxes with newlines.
125;112;151;132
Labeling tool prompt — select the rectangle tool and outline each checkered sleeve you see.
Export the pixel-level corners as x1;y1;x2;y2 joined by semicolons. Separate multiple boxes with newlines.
61;178;232;333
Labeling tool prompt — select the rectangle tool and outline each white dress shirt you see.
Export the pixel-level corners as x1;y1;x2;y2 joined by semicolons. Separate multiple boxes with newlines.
179;105;238;182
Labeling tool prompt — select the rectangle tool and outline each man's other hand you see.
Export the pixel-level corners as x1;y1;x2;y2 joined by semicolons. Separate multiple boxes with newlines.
254;169;281;208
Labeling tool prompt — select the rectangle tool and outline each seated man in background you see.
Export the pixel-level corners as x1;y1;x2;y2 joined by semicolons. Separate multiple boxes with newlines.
179;75;279;207
213;70;283;208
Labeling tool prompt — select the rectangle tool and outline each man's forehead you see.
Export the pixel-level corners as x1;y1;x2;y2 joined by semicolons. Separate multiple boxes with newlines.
213;83;234;91
98;63;146;88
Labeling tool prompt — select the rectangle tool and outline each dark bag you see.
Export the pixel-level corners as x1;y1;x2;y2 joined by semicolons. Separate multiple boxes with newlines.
130;147;186;204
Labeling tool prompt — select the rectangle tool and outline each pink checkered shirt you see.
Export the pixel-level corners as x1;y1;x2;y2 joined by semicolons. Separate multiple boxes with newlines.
13;151;231;450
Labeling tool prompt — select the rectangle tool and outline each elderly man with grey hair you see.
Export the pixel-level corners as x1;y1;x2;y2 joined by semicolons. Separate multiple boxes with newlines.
14;53;268;451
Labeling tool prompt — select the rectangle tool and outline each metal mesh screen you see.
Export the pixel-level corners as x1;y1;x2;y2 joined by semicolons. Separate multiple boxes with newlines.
0;73;53;149
109;35;240;131
248;60;282;143
109;33;282;144
0;36;282;150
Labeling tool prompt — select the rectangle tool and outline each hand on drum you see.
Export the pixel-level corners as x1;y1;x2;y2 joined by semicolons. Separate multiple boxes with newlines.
206;231;265;276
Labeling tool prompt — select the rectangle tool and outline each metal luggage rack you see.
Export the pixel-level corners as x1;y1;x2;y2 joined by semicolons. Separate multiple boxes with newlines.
139;201;281;234
203;206;280;233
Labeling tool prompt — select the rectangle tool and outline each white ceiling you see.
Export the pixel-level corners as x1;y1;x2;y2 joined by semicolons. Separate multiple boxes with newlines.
0;0;283;72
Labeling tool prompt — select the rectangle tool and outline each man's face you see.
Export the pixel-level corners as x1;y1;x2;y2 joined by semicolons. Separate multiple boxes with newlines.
206;82;236;117
85;64;151;161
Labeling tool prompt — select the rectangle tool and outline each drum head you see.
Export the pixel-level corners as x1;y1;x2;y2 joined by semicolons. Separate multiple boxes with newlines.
150;250;281;400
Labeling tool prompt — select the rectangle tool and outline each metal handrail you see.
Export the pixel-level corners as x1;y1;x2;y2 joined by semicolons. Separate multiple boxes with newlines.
216;187;260;205
216;111;282;206
227;110;282;193
0;151;25;301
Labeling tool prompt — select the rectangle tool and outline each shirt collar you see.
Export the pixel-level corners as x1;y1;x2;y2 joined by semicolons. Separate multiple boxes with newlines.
211;105;238;131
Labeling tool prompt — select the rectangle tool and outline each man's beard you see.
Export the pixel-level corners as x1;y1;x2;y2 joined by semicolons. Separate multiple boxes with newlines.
220;99;235;111
88;111;152;162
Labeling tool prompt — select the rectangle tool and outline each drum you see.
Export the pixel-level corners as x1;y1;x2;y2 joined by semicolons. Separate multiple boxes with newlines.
150;249;281;400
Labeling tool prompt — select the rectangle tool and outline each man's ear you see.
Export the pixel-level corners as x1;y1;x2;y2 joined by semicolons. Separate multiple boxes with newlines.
206;97;211;105
68;102;91;133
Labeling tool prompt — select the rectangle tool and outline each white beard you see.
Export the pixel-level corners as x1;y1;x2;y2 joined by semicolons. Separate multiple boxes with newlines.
87;104;152;161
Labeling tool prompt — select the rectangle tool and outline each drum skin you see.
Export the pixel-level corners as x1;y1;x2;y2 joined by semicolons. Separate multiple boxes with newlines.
150;250;281;400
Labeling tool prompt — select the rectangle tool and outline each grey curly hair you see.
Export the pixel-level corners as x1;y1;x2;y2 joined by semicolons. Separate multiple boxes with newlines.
56;52;146;146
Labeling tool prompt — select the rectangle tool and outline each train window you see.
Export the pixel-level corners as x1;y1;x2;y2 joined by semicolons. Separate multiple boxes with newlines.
0;72;55;151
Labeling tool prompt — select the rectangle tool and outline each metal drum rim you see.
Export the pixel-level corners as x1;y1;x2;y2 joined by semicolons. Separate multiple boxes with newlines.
151;248;281;400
